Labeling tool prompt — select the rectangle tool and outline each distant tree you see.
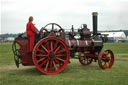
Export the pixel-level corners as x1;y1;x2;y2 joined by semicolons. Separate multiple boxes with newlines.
0;33;19;38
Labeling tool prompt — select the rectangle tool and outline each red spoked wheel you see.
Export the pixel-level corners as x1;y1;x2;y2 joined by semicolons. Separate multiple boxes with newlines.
33;38;70;74
98;49;114;69
79;51;93;65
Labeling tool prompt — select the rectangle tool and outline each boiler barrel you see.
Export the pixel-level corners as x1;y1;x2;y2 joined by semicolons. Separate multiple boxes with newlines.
66;39;92;47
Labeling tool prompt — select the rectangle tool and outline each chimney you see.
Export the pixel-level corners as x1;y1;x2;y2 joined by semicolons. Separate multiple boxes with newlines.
92;12;98;35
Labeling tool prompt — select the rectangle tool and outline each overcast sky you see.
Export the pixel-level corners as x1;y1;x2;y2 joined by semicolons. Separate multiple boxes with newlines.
1;0;128;34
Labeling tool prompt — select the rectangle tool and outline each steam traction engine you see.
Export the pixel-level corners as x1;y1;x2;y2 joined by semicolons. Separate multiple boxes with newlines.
12;12;114;74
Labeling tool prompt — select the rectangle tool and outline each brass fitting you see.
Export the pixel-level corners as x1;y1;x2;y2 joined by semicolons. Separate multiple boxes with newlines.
92;12;98;16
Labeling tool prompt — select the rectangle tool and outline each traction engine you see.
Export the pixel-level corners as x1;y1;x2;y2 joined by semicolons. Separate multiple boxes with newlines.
12;12;114;74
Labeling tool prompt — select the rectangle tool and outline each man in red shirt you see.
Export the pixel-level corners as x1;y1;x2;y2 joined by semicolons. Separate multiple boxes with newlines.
26;16;38;52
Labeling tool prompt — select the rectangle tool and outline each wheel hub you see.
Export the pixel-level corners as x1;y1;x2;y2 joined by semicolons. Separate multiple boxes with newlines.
106;58;110;62
49;52;55;59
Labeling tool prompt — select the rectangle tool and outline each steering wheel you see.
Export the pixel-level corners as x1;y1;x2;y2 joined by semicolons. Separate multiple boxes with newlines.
39;23;64;34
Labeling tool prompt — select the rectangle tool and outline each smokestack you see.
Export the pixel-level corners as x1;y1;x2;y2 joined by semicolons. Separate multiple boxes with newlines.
92;12;98;35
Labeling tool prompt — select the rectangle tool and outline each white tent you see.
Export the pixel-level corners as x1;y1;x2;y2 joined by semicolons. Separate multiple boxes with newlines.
101;32;126;40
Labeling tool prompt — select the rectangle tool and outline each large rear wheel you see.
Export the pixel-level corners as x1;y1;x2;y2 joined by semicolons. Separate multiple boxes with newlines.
33;38;70;74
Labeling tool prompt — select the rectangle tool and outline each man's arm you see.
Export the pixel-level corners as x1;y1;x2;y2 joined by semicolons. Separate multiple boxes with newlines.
31;23;38;34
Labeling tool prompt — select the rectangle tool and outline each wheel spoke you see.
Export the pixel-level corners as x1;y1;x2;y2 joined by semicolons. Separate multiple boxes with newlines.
54;45;62;53
52;24;54;31
36;54;48;57
103;62;107;67
87;59;89;63
107;62;110;67
37;49;47;54
50;41;53;51
80;57;83;61
84;59;86;64
101;56;106;60
84;57;87;63
106;54;110;58
54;59;61;66
109;59;112;64
53;41;59;50
44;61;49;71
110;54;113;59
41;45;48;53
53;61;58;71
56;54;66;57
38;57;47;62
56;49;66;54
84;54;86;60
49;60;53;71
100;59;102;63
45;41;49;50
56;57;65;62
39;58;49;67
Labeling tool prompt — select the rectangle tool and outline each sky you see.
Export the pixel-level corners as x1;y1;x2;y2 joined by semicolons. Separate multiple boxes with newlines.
1;0;128;34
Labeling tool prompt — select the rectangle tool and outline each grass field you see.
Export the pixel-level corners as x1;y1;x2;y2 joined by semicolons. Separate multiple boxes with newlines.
0;43;128;85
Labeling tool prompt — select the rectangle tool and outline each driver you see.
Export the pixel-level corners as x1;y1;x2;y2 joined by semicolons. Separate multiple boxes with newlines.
26;16;38;53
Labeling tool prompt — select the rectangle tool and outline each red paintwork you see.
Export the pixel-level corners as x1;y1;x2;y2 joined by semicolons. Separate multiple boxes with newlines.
47;32;66;42
82;28;91;38
66;39;92;47
86;54;98;58
26;21;38;52
15;39;34;66
98;49;114;69
33;37;70;74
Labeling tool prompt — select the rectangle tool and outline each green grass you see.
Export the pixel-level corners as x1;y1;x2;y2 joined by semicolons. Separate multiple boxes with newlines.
0;42;128;85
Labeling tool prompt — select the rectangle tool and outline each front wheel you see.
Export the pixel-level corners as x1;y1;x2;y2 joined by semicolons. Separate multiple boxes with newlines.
98;49;114;69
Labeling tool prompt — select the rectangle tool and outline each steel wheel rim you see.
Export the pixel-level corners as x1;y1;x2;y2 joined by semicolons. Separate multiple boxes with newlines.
33;38;70;74
98;49;114;69
12;41;20;68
